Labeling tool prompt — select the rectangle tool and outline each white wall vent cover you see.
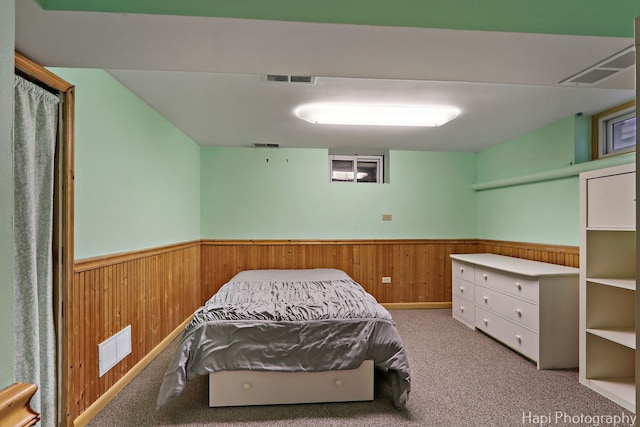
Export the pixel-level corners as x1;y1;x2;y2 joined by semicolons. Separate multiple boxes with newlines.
560;46;635;86
98;325;132;377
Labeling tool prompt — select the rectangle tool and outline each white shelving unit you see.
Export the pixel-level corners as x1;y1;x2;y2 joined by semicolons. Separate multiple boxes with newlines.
579;163;636;413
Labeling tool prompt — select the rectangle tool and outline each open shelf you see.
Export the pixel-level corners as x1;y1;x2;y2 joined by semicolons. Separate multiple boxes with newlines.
586;227;635;231
585;230;636;279
585;282;634;335
586;328;635;350
583;377;635;412
586;277;636;291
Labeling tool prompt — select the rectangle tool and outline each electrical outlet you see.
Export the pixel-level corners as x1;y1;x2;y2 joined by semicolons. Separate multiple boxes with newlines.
382;277;392;284
382;214;392;221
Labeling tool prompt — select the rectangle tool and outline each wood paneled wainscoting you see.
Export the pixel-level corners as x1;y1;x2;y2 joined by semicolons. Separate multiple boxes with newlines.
69;242;201;426
200;239;579;307
201;239;475;307
475;239;579;268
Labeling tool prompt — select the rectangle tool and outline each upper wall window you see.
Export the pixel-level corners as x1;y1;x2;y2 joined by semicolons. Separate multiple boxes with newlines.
593;101;636;159
330;155;383;183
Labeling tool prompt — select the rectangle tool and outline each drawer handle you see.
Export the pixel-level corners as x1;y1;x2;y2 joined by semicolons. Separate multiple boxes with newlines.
515;308;522;317
460;306;464;313
483;274;488;280
460;267;464;273
483;318;488;325
459;286;464;293
515;335;522;343
515;282;522;291
335;379;343;387
483;296;488;303
243;382;252;390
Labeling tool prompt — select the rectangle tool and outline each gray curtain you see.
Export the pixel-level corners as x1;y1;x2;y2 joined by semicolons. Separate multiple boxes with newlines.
13;75;60;427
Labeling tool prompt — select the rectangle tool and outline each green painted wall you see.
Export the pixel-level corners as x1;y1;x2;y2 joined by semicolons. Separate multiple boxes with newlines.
41;67;598;254
50;69;201;259
0;0;15;389
201;148;476;239
38;0;640;37
477;178;579;245
476;115;588;182
476;116;589;246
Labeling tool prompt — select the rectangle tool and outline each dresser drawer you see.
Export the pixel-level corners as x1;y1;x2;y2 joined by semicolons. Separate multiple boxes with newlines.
475;284;539;332
475;306;539;360
452;277;474;302
475;267;539;302
452;295;475;329
452;260;474;281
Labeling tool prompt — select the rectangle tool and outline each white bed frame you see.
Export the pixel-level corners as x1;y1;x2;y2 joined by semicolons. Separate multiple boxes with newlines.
209;360;374;407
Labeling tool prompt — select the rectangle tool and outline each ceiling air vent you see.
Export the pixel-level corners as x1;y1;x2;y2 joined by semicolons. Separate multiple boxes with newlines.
266;74;289;82
290;76;315;84
560;46;635;86
264;75;316;84
600;49;635;69
254;143;280;148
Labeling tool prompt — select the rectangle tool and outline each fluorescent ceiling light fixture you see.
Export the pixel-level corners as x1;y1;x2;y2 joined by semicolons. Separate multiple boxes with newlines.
295;103;459;127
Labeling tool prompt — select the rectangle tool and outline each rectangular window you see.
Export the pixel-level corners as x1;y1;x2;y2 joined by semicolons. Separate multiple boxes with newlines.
607;112;636;154
330;155;383;183
594;102;636;159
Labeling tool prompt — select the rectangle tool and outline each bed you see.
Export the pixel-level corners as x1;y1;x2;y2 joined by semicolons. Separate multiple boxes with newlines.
156;268;411;409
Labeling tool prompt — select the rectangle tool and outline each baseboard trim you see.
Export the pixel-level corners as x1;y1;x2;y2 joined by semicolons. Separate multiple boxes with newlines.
382;302;452;310
72;315;192;427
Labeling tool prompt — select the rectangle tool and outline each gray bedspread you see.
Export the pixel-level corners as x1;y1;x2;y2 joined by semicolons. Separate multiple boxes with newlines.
156;269;411;409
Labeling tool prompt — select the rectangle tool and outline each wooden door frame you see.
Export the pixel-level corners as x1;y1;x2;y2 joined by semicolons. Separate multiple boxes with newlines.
15;51;75;427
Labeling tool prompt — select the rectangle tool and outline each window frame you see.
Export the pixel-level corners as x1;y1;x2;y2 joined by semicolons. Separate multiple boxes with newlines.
592;100;636;160
329;154;384;183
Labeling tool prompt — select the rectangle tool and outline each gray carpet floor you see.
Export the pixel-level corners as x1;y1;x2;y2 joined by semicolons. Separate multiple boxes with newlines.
88;309;635;426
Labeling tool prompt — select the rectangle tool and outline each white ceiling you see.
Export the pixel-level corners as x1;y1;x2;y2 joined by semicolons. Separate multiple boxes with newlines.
15;0;635;152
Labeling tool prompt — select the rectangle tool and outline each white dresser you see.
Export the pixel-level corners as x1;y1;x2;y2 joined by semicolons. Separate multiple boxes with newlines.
451;253;579;369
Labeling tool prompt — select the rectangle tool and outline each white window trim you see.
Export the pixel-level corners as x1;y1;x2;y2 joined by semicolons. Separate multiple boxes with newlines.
596;104;636;158
329;155;384;183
